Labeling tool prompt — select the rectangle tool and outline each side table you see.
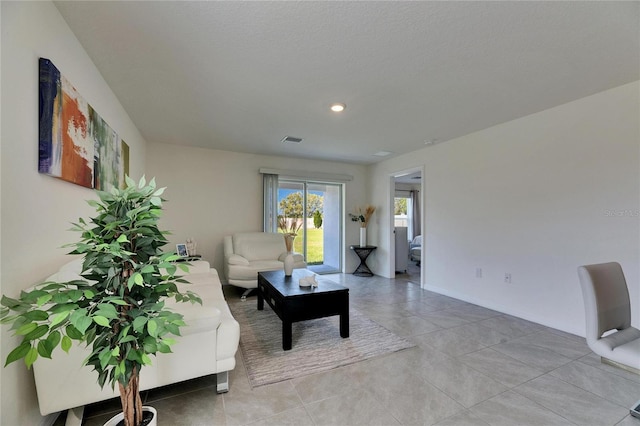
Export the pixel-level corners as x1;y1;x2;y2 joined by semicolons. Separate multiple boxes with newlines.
349;245;377;277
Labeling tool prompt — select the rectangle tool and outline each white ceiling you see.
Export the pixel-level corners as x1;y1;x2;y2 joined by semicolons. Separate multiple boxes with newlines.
53;1;639;165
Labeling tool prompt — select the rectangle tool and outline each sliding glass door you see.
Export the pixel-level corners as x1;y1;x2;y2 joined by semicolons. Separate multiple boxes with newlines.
277;179;342;273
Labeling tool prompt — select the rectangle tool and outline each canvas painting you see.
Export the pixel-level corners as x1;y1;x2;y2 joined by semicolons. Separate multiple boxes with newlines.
39;58;129;190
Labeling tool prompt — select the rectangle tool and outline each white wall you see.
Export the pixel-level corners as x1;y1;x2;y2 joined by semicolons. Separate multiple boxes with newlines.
145;143;368;276
1;2;147;425
369;81;640;335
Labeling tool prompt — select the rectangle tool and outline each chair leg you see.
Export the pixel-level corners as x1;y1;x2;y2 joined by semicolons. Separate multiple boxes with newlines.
216;371;229;393
240;288;254;301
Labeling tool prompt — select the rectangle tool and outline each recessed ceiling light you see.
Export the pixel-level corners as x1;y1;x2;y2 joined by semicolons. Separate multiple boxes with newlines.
373;151;392;157
330;103;346;113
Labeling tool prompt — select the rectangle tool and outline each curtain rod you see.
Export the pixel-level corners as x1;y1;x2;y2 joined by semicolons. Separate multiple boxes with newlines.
259;168;353;182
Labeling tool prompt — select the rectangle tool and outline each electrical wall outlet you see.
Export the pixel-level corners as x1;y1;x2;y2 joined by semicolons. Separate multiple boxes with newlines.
504;273;512;283
476;268;482;278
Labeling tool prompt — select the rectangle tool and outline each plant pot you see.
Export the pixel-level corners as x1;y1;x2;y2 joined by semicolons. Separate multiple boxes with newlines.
359;227;367;247
283;251;294;276
103;406;157;426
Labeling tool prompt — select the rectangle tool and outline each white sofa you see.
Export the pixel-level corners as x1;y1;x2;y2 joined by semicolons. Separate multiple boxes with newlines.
224;232;306;298
31;259;239;423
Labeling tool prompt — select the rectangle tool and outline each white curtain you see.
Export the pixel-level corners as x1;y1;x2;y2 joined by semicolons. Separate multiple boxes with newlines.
263;173;279;232
410;190;421;238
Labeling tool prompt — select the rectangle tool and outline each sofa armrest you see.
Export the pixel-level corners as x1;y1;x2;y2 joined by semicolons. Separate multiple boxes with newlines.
226;254;250;266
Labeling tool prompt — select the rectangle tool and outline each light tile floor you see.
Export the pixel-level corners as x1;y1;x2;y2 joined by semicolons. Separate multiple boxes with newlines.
72;273;639;426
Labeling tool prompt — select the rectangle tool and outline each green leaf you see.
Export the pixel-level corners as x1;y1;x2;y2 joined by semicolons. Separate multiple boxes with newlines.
65;324;83;340
162;338;176;346
37;340;53;359
50;311;70;327
134;273;144;285
150;197;161;206
143;336;157;353
99;348;112;370
93;316;110;327
52;293;69;304
109;299;128;306
138;175;146;188
24;325;48;341
125;175;136;188
36;294;52;307
97;303;118;315
141;353;152;366
126;349;143;363
46;330;61;350
141;265;155;274
50;303;79;314
72;315;93;335
61;336;72;353
111;346;120;358
83;289;95;299
147;319;158;337
68;290;84;302
16;322;37;336
157;343;172;354
23;310;48;321
127;275;136;290
1;295;22;309
116;234;128;243
132;316;147;332
5;342;31;366
24;347;38;369
118;335;136;344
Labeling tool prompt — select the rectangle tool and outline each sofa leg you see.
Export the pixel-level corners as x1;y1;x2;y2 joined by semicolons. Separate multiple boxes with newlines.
216;371;229;393
65;406;84;426
240;288;254;301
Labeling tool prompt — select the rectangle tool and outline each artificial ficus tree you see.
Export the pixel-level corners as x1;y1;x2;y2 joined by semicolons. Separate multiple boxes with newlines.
1;176;201;426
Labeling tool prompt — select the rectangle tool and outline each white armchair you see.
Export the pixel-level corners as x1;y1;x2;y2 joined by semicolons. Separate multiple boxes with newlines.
224;232;306;299
410;235;422;265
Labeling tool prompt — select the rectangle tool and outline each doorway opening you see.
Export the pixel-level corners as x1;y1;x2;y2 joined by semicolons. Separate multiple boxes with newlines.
390;168;423;286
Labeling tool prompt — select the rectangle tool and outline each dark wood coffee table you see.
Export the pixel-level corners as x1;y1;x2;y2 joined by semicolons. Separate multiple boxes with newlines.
257;269;349;350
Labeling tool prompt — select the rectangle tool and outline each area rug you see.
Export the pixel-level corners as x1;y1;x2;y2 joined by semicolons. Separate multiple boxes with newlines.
229;301;416;388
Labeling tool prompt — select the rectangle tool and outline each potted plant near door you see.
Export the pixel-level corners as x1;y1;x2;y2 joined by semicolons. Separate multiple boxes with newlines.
0;176;201;426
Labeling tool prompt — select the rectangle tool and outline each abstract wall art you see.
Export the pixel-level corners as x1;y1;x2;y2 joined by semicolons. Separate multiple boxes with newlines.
39;58;129;190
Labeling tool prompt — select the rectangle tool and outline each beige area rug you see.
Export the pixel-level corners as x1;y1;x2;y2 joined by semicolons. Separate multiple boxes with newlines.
229;301;416;388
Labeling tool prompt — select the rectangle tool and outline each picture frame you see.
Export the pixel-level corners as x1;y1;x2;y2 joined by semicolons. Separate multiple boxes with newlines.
176;243;188;257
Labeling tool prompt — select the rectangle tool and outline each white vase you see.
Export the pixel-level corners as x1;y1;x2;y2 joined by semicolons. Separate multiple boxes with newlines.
283;251;294;276
359;227;367;247
104;406;157;426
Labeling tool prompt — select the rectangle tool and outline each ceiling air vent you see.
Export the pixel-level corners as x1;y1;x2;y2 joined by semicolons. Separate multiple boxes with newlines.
281;136;303;143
